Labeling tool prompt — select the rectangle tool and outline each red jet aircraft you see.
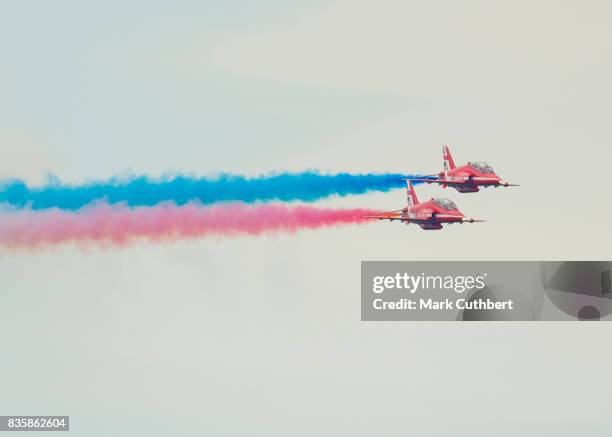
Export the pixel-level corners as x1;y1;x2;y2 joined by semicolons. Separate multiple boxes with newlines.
366;180;484;230
411;145;518;192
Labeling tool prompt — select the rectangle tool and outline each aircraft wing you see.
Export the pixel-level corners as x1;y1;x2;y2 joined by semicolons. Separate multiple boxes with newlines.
409;177;447;184
410;177;518;187
365;212;484;224
409;177;475;184
433;214;486;223
364;212;404;222
408;177;469;185
470;177;519;186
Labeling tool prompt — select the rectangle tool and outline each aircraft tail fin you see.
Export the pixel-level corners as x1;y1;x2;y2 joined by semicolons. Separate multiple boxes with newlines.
406;180;419;207
443;145;456;172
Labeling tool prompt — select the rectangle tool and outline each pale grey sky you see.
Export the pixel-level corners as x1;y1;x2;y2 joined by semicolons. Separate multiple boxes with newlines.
1;1;611;435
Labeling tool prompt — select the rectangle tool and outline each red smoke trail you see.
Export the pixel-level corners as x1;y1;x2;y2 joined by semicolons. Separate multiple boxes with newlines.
0;203;378;249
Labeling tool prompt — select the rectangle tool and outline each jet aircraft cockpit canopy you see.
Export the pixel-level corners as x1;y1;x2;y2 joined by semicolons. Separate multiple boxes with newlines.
432;198;458;211
469;161;494;174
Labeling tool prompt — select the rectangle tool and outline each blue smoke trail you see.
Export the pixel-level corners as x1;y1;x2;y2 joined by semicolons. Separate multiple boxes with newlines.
0;171;425;210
